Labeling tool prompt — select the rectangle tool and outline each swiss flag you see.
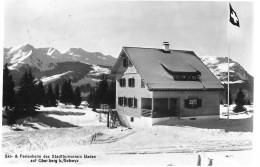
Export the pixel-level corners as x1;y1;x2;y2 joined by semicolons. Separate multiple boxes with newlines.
230;3;240;27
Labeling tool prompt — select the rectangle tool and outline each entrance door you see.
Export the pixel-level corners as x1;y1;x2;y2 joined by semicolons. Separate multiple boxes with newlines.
169;98;180;117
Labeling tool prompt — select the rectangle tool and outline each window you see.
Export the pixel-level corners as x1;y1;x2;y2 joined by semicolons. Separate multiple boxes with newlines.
118;97;137;108
130;117;134;122
127;97;137;108
128;98;133;107
184;98;202;109
118;97;123;106
141;79;145;88
118;97;128;106
128;78;135;87
123;58;133;67
189;99;197;107
192;75;198;80
173;74;199;81
119;78;126;87
134;97;137;108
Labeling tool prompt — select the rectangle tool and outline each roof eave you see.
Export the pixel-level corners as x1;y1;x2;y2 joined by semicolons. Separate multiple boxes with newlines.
149;88;224;91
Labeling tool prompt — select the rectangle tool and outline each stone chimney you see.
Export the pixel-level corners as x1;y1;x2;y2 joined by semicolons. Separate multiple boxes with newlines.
163;42;170;52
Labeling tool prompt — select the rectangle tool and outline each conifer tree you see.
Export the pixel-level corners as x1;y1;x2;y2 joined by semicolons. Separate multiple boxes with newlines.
67;79;74;104
60;80;68;104
73;86;82;108
3;63;16;110
36;81;45;105
233;88;247;113
87;87;94;104
107;80;116;108
60;79;74;105
247;99;251;105
97;74;109;104
3;64;17;124
44;84;57;107
16;68;38;115
86;74;116;109
54;83;60;102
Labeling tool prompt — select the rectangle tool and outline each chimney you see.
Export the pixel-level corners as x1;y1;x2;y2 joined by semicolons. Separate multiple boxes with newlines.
163;42;170;52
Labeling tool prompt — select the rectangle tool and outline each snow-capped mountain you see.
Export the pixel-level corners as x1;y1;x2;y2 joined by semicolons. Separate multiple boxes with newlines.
4;44;116;97
199;56;251;83
4;44;116;71
199;56;253;101
4;44;74;71
64;48;115;66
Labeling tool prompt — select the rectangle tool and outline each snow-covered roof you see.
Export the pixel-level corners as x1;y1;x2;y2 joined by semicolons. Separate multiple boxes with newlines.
111;47;224;90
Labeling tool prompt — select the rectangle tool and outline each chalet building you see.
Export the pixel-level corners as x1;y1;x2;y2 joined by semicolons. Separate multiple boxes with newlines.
110;42;224;128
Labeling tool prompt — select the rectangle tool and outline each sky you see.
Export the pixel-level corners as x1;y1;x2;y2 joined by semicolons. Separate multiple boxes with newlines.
4;0;254;74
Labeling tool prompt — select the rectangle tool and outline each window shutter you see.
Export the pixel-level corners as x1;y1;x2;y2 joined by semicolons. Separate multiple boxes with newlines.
128;78;131;87
123;59;127;67
184;99;189;108
133;78;135;87
134;98;137;108
128;98;131;107
198;99;202;107
118;97;120;105
119;79;122;87
123;78;125;87
124;97;128;106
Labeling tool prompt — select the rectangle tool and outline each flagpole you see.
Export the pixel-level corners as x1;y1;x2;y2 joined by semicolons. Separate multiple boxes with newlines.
227;2;230;131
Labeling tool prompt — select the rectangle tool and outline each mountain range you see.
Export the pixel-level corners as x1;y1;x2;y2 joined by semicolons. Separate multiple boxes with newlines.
3;44;253;101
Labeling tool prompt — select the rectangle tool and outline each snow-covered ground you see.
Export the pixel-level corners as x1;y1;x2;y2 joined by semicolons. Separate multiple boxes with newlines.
40;71;73;85
2;103;254;165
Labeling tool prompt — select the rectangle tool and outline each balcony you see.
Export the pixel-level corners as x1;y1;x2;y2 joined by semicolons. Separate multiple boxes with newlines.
141;98;180;118
141;109;178;118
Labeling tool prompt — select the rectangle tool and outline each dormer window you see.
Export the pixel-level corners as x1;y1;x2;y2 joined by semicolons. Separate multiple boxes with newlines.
161;63;201;81
173;74;199;81
123;58;133;67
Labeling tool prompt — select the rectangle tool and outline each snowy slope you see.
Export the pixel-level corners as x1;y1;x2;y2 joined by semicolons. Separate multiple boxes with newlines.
40;71;74;84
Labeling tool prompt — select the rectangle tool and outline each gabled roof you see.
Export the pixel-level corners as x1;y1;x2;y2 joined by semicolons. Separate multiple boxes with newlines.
111;47;224;91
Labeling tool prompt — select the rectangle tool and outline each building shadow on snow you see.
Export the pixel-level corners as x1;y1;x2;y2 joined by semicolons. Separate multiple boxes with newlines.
25;113;78;128
156;117;253;132
40;111;85;116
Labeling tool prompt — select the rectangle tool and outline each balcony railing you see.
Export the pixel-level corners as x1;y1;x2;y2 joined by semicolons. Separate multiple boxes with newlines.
141;109;153;117
141;109;178;118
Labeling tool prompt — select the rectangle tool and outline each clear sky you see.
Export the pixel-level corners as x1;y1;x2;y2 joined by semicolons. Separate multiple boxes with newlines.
4;0;254;74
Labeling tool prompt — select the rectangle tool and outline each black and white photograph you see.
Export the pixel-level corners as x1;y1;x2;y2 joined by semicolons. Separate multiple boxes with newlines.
1;0;258;166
